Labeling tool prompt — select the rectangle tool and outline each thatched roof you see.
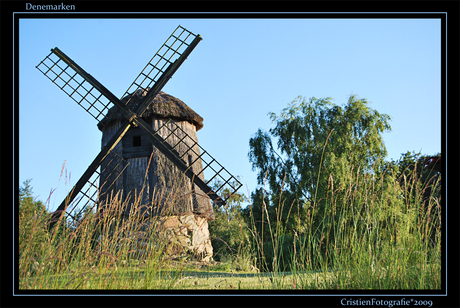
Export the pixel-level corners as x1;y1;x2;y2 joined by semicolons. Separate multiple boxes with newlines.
98;90;204;131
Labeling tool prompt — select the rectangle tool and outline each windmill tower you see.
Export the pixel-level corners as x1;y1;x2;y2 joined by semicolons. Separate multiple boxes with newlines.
36;26;241;261
97;90;214;220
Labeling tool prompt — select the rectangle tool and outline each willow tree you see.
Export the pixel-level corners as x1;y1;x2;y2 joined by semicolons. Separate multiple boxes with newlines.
248;94;392;236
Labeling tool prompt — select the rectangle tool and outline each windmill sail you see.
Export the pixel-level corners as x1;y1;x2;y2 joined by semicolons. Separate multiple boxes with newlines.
122;25;201;107
36;47;114;123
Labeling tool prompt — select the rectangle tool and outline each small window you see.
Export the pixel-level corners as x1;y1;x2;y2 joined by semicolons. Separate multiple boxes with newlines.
133;135;142;147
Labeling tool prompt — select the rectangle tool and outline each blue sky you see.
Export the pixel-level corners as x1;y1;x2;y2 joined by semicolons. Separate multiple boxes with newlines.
18;18;442;211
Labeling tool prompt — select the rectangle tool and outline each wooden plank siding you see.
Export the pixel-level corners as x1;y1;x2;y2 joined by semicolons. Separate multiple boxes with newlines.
98;114;214;220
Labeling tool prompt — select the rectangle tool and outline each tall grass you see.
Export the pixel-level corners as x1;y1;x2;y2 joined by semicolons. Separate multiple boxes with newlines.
19;155;441;290
245;157;441;289
19;188;186;289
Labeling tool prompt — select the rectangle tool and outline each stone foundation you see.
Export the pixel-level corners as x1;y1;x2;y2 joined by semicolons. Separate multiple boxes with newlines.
160;214;213;262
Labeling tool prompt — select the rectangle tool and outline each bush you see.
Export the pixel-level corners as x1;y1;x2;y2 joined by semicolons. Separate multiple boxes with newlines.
208;188;255;271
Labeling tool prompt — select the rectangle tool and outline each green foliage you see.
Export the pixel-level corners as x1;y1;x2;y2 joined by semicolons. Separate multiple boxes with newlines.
19;179;51;276
208;184;254;270
249;95;391;202
19;179;48;223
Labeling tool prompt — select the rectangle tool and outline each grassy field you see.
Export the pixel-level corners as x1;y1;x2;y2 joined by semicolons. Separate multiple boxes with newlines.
19;239;441;291
17;259;346;290
20;256;440;291
19;156;441;291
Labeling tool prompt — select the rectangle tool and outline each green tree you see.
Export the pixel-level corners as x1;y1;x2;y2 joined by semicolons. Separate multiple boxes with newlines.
248;95;392;229
393;151;441;202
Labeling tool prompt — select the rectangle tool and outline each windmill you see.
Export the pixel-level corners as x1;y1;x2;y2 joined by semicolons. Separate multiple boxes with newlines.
36;26;242;245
